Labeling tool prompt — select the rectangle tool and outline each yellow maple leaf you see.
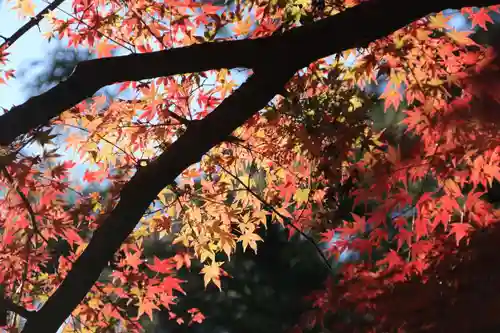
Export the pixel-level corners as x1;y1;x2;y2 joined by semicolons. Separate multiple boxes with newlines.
218;231;236;259
428;13;450;29
232;17;253;35
198;244;215;263
43;9;56;21
88;297;101;310
447;30;475;46
294;188;310;204
238;230;263;253
201;261;222;290
16;0;35;17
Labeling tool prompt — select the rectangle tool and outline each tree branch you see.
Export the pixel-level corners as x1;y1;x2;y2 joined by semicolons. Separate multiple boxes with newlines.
0;297;33;321
21;66;297;333
1;0;496;147
12;0;499;332
0;38;262;146
0;0;65;50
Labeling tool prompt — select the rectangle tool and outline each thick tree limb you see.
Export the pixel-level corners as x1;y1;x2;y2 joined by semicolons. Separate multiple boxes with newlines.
0;38;262;146
1;0;497;147
11;0;499;332
0;297;33;321
21;66;297;333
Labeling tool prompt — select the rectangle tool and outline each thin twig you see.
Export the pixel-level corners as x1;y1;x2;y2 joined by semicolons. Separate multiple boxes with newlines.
216;163;335;274
61;123;136;162
0;167;48;244
40;0;135;52
0;0;65;50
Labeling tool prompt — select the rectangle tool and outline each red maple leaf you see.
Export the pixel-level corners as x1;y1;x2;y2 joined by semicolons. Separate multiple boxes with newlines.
63;228;83;247
147;256;174;274
449;223;473;245
160;276;185;295
469;8;494;30
188;308;205;325
377;250;404;270
276;174;295;203
83;168;107;183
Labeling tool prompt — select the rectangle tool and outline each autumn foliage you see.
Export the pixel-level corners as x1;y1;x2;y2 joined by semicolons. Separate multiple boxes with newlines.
0;0;500;332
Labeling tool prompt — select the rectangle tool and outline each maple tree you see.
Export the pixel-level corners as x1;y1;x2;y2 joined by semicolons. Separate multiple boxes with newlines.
1;0;500;332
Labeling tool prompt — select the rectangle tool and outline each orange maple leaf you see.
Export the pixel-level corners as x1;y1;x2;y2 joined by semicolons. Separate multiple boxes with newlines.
137;297;159;320
124;251;143;270
232;17;253;36
95;41;117;58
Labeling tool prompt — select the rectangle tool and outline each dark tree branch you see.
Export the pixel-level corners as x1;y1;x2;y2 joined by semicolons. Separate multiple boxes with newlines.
0;297;33;321
0;0;65;51
0;38;262;146
21;66;297;333
1;0;497;147
4;0;496;332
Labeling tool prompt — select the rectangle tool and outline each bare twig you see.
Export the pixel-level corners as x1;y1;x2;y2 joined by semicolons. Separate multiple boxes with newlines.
0;0;65;50
217;163;335;274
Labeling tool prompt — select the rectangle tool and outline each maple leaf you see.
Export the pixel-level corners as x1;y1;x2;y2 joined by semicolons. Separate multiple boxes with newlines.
188;308;205;325
449;223;473;245
160;276;185;295
386;145;400;165
136;297;159;320
444;178;462;198
124;251;143;270
320;229;336;244
483;164;500;185
447;30;476;46
428;12;451;29
232;17;253;35
238;230;263;253
201;261;222;290
83;168;107;183
2;230;14;246
294;188;310;205
15;0;35;17
159;294;175;309
276;174;296;203
101;303;122;320
173;252;191;270
63;228;83;247
351;213;367;233
145;256;172;274
380;86;402;111
469;8;494;30
414;217;428;241
377;250;404;270
201;4;222;14
95;41;117;58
